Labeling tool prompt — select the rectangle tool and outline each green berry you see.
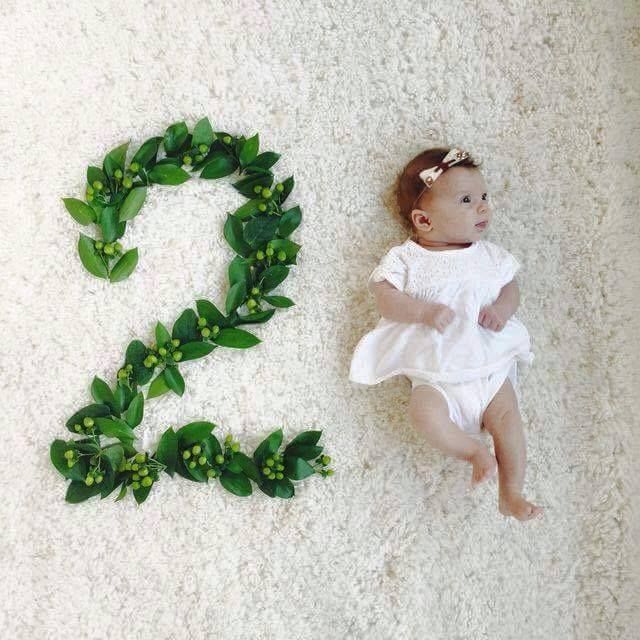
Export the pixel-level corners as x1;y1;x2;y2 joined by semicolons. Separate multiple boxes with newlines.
64;449;74;460
134;452;145;464
192;445;201;455
159;347;167;356
172;351;182;362
83;417;94;428
251;287;260;296
231;443;240;452
117;369;127;379
207;469;216;478
198;456;207;466
215;454;224;464
85;476;94;486
103;244;114;255
201;327;211;338
183;155;192;165
258;203;267;212
266;458;274;467
262;467;270;474
114;242;123;252
269;473;276;480
123;177;133;189
86;185;94;195
265;247;274;257
277;250;287;261
149;355;158;364
275;472;283;480
129;162;140;173
253;185;262;194
223;135;232;144
198;144;209;153
86;194;94;202
74;423;82;432
141;476;152;487
197;316;207;327
275;183;284;192
261;188;272;199
322;455;331;465
114;169;123;179
212;325;220;335
95;475;104;484
126;364;133;371
131;481;140;490
182;450;191;460
67;460;75;468
171;339;180;347
247;299;257;309
195;154;204;162
92;180;103;191
188;461;196;469
131;463;139;471
276;464;284;471
256;250;265;260
139;468;149;477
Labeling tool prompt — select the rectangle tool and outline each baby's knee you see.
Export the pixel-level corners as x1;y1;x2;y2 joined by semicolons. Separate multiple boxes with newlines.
408;385;450;429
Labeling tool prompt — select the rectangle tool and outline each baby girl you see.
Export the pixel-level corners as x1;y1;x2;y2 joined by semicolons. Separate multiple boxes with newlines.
349;147;543;521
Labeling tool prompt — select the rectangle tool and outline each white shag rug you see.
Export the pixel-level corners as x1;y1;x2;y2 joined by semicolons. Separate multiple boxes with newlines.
1;1;638;638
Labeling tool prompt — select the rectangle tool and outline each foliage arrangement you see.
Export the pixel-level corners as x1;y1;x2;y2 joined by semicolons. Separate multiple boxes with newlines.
51;118;334;504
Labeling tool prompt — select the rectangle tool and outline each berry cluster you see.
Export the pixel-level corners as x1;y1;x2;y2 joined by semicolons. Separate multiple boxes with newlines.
93;239;124;260
85;160;142;202
181;142;211;166
71;416;96;435
196;315;221;339
143;338;183;370
181;434;240;480
314;454;334;477
117;451;162;491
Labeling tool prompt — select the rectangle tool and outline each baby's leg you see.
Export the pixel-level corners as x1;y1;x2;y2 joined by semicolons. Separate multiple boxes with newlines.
409;385;496;486
482;378;544;521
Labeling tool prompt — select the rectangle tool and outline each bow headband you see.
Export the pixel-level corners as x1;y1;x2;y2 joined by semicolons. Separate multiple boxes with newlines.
418;148;469;188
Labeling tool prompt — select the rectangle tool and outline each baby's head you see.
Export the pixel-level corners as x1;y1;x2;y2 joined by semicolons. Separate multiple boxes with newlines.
394;147;491;245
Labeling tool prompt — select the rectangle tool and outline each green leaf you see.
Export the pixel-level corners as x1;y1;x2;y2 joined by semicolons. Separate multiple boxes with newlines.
147;164;190;185
124;392;144;428
235;309;276;325
62;198;95;225
147;371;171;399
179;341;216;362
260;265;289;293
100;206;118;243
274;175;294;205
163;121;188;154
273;478;295;499
213;327;260;349
284;444;323;460
223;213;253;257
253;428;283;463
235;451;261;482
50;440;73;478
192;117;214;147
238;133;259;166
118;186;147;221
262;295;294;308
77;233;108;279
246;151;280;171
277;206;302;237
232;199;261;221
243;216;279;249
66;480;103;503
228;255;252;288
269;239;301;263
132;137;161;168
113;382;134;415
114;481;128;502
65;403;111;432
172;308;200;343
225;280;247;315
219;470;252;497
284;456;316;480
109;248;139;283
196;299;227;327
232;172;273;198
90;376;117;413
286;430;322;447
164;366;185;397
87;166;107;188
125;339;153;386
102;444;124;471
133;483;153;504
155;322;171;347
95;417;135;443
200;151;238;179
104;141;130;174
154;427;178;477
176;421;216;447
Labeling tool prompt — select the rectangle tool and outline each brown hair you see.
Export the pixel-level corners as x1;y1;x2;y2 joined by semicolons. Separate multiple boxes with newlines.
393;147;482;234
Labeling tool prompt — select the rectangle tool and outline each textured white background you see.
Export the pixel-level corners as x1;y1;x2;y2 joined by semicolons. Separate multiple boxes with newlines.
1;1;638;638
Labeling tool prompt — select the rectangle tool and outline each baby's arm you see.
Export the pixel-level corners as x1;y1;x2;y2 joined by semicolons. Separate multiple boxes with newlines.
479;278;520;331
371;280;452;330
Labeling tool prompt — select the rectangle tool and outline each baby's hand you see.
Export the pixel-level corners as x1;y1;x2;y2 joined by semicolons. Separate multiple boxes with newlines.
478;304;507;332
427;303;456;334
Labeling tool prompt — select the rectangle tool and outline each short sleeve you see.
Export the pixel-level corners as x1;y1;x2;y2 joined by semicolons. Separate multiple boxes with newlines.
367;247;407;294
485;242;521;286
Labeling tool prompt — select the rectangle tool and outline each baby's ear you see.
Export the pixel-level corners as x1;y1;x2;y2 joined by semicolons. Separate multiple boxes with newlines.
411;209;431;227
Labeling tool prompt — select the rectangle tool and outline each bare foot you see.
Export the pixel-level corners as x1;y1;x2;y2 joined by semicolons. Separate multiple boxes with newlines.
468;446;497;488
499;492;544;521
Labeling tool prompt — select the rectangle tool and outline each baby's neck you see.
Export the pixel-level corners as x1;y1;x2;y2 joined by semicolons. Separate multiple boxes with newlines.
412;235;473;251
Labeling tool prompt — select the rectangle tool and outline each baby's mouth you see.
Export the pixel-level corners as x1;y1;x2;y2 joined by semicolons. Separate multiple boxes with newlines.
475;221;488;229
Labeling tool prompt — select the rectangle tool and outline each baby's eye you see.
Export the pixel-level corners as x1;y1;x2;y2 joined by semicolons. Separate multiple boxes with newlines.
461;194;488;203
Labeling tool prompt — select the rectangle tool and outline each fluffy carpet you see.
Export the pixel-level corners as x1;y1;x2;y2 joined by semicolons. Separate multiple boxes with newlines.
1;1;638;638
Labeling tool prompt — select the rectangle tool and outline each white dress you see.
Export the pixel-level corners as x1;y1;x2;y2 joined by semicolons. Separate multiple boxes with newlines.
349;237;535;386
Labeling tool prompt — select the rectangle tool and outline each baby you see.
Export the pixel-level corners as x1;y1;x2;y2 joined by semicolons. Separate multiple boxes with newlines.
349;147;543;522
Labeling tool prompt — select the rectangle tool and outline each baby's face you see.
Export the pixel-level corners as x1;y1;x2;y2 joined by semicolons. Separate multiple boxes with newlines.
412;167;491;242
